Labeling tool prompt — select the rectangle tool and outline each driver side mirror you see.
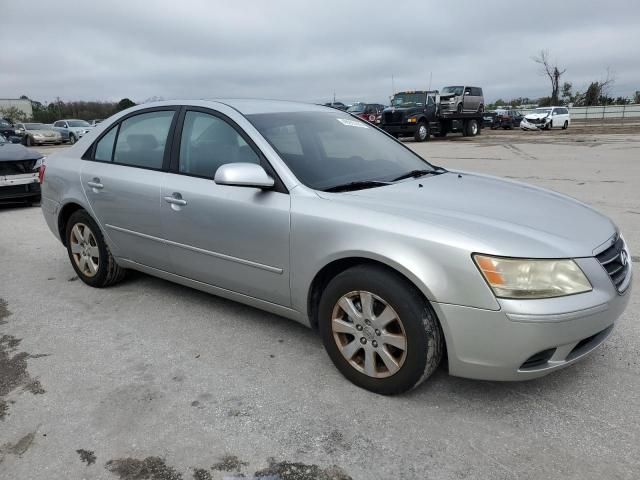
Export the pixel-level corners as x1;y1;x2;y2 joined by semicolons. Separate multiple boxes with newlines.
214;163;275;189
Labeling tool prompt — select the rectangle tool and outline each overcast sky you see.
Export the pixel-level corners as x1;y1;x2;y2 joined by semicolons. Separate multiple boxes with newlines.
1;0;639;105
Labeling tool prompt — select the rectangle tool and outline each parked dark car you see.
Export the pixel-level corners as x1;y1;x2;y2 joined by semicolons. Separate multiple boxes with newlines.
492;109;524;130
347;103;385;123
323;102;348;111
0;134;43;204
482;111;497;128
0;118;20;142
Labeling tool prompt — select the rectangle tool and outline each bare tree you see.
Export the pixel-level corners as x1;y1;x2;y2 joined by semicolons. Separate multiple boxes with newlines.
533;50;566;105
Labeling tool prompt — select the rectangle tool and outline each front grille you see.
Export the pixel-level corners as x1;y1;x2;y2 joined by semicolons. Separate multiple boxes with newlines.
596;235;630;291
383;111;404;124
527;117;543;124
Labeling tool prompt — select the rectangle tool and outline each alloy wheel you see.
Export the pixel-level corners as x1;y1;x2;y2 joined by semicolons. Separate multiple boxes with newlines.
69;222;100;277
331;290;407;378
418;124;427;140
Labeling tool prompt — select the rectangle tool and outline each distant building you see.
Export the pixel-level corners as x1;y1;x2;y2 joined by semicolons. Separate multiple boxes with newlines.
0;98;33;120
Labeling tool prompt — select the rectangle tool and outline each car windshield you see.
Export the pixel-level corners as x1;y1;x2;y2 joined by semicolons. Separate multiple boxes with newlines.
68;120;91;127
247;110;435;191
441;86;464;95
25;123;47;130
391;93;425;107
535;108;552;114
347;104;366;113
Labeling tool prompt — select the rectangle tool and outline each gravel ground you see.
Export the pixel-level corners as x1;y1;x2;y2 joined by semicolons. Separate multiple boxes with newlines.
1;130;639;479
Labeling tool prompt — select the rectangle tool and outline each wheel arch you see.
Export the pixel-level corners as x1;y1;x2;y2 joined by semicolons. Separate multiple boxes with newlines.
57;201;87;246
306;255;437;331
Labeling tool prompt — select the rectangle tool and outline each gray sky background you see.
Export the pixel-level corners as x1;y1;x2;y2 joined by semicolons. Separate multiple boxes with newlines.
1;0;639;105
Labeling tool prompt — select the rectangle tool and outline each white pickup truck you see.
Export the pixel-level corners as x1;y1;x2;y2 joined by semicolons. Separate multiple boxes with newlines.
51;119;94;144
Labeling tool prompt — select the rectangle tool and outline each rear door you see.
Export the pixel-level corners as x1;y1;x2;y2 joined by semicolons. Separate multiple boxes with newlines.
80;107;178;270
160;107;291;306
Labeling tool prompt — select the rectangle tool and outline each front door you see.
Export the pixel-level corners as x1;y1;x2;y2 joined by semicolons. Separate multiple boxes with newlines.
161;109;291;306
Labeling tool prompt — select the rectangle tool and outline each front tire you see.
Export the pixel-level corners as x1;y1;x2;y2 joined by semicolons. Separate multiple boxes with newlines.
456;103;463;114
65;209;126;288
562;121;568;130
413;121;429;142
69;134;76;145
25;136;32;146
318;265;444;395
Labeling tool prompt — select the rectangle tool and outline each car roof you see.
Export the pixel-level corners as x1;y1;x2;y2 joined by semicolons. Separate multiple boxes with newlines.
122;99;337;116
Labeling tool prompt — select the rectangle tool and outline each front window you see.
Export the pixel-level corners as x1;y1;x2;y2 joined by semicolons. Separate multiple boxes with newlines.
441;86;464;95
247;110;435;191
25;123;47;130
391;93;426;107
68;120;91;127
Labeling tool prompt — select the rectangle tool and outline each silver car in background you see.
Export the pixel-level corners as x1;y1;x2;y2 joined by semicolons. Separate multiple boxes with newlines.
40;100;631;394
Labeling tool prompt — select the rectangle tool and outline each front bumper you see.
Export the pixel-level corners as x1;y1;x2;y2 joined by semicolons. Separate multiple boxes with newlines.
433;255;632;381
0;173;41;202
520;118;548;131
382;123;418;135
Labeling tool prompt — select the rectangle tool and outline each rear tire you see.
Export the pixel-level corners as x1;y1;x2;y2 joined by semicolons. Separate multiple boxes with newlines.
413;121;429;142
65;209;126;288
318;265;444;395
465;119;479;137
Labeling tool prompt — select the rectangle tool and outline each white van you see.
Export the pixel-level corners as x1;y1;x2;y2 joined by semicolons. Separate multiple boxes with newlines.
521;107;570;130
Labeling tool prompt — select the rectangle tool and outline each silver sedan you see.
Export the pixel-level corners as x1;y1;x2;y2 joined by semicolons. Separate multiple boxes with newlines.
40;100;632;394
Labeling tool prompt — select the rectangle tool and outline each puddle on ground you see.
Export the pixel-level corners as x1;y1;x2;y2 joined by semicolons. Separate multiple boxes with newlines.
0;298;47;420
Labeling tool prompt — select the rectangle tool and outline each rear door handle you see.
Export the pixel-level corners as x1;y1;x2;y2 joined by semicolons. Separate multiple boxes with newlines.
87;178;103;189
164;193;187;206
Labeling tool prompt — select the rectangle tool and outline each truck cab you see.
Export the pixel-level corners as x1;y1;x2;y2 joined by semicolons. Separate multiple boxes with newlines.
380;91;438;142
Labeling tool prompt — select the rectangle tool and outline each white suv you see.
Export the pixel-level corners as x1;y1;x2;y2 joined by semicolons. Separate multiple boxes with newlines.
521;106;570;130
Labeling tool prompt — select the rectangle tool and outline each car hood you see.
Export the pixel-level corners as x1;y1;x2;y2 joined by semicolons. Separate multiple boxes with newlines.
0;142;43;161
317;172;615;258
524;113;550;120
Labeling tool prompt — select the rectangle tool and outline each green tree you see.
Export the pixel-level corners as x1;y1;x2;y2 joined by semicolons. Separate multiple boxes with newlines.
0;106;29;122
117;98;136;111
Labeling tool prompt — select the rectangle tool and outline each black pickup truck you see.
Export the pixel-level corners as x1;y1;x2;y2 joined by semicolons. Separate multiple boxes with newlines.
380;90;483;142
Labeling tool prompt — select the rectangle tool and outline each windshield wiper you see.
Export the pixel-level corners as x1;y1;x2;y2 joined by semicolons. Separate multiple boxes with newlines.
323;180;391;193
391;167;447;182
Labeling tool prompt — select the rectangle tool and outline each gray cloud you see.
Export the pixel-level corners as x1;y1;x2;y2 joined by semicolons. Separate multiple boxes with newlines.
1;0;639;104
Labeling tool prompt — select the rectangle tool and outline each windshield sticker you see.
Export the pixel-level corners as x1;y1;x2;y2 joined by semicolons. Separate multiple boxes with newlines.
337;118;369;128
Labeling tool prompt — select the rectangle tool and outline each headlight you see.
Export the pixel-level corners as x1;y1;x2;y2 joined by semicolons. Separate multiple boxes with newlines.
33;133;43;138
407;117;417;123
473;255;592;299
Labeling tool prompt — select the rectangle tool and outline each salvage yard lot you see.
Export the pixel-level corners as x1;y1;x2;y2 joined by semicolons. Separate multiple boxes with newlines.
1;130;639;479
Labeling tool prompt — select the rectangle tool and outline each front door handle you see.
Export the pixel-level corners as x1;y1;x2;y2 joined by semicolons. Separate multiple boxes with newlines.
164;193;187;206
87;178;103;189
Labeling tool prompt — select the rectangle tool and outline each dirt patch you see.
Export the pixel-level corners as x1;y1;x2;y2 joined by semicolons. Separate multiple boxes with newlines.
0;333;46;420
211;455;248;472
105;456;182;480
192;468;212;480
77;448;97;465
253;459;352;480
